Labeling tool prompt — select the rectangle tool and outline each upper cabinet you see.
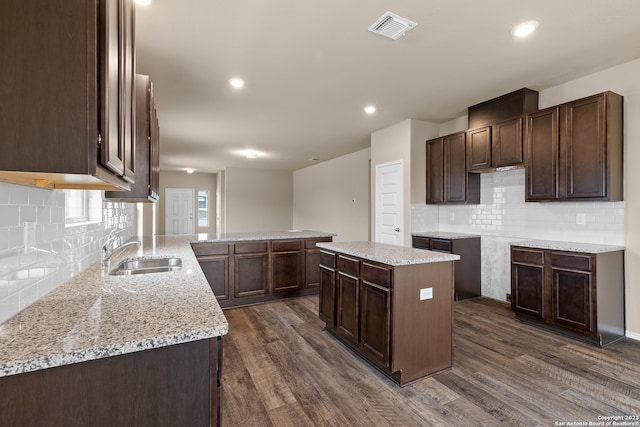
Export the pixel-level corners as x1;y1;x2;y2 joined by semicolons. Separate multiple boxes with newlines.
426;132;480;204
525;91;623;202
107;74;160;202
0;0;136;190
467;88;538;172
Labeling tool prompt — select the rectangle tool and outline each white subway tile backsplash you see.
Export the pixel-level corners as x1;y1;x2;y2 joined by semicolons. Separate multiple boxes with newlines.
0;185;135;324
413;168;625;303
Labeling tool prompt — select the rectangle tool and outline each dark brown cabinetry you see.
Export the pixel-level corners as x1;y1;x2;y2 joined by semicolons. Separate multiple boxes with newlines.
426;132;480;204
525;92;623;202
511;245;624;346
234;242;269;298
0;0;136;191
193;236;332;308
106;74;160;202
272;240;303;293
412;235;481;300
319;249;454;385
468;117;526;172
0;337;222;427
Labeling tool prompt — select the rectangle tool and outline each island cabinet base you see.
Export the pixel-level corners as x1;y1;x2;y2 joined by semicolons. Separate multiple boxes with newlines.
0;337;222;427
319;249;454;386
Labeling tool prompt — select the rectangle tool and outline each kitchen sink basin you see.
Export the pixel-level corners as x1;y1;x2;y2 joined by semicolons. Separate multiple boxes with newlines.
109;257;183;276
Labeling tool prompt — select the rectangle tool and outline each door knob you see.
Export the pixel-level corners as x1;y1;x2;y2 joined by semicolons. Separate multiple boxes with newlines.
395;228;400;232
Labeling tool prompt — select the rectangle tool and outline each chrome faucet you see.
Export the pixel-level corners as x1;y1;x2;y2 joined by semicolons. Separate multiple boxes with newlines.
101;237;141;270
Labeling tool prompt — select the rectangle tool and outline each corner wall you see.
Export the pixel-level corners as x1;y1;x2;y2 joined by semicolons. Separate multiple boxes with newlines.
293;148;371;241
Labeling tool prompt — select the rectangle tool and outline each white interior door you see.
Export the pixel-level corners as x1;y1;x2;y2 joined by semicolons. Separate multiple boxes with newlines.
165;188;194;235
375;160;403;246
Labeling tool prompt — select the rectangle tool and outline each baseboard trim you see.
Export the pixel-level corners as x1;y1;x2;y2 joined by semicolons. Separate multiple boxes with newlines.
626;330;640;342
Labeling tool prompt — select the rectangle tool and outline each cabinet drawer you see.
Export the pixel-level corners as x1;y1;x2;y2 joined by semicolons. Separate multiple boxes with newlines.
191;243;229;256
272;240;302;252
337;255;360;277
362;263;391;288
511;248;544;265
551;252;592;272
305;237;332;249
431;239;452;252
412;236;430;250
234;242;268;254
320;251;336;269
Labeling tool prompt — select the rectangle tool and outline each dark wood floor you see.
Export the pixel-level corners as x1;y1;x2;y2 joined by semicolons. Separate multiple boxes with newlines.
220;296;640;426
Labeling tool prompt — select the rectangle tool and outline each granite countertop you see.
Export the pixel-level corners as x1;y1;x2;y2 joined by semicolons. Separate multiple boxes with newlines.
193;229;336;243
0;235;228;378
317;241;459;266
510;239;625;254
412;231;480;240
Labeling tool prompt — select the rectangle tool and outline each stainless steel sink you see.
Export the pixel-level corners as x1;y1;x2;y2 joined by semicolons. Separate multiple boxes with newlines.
109;257;183;276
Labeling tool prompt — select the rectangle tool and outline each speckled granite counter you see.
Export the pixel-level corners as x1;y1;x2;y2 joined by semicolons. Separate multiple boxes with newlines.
412;231;480;240
0;235;228;378
510;239;624;254
317;241;459;266
194;229;336;243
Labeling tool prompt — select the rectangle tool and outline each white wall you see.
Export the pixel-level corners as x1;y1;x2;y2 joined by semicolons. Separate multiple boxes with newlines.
224;167;293;232
411;58;640;338
293;148;370;242
0;183;135;324
371;119;439;245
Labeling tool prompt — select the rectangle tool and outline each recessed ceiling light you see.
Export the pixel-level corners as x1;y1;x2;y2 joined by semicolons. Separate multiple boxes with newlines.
229;78;245;89
134;0;151;5
511;20;539;37
185;168;195;174
364;105;376;114
308;157;320;162
245;150;258;159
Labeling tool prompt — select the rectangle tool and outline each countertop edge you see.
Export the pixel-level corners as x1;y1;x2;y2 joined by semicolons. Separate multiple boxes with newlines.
509;239;625;253
317;241;460;266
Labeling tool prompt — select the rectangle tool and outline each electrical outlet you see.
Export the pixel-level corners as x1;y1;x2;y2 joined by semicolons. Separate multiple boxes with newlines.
506;293;511;302
420;288;433;300
23;221;36;254
449;212;455;221
576;213;586;225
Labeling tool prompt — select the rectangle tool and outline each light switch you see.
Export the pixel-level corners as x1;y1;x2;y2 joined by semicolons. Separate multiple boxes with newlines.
420;287;433;300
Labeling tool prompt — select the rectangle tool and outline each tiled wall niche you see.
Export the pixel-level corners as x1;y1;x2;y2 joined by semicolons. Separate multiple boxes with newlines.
0;182;135;324
412;168;625;301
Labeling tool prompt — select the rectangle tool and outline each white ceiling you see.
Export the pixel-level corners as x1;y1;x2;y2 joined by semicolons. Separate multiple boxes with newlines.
135;0;640;174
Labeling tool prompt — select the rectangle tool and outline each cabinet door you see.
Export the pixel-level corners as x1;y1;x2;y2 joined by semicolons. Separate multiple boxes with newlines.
360;281;391;368
467;126;492;171
411;236;430;250
444;132;468;203
426;137;444;204
564;94;607;199
336;272;360;345
305;249;321;289
119;0;136;183
552;268;593;333
100;0;123;176
319;266;336;327
511;249;545;318
272;251;302;293
234;253;268;298
149;83;160;200
493;116;524;168
526;107;559;201
198;256;230;300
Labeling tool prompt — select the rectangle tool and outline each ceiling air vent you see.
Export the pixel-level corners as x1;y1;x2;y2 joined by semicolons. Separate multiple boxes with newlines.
368;11;417;40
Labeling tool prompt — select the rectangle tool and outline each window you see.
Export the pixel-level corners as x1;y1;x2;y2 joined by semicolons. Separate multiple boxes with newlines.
63;190;102;224
198;190;209;227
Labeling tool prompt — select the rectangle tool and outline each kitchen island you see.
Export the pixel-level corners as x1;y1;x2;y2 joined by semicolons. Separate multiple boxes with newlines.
317;241;459;386
191;230;335;308
0;235;227;427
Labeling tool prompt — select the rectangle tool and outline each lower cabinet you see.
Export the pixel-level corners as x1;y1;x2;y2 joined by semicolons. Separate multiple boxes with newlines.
0;337;223;427
412;235;481;300
511;246;624;346
193;237;332;308
319;249;453;386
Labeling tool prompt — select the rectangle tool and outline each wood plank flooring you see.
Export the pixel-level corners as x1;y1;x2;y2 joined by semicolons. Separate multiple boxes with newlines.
220;296;640;426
